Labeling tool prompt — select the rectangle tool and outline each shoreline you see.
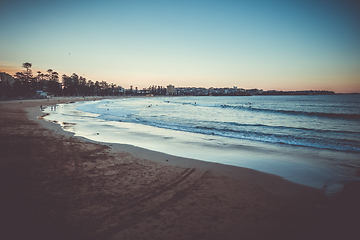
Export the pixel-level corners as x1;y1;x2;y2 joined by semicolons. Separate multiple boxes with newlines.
37;96;356;195
1;97;359;240
29;98;325;198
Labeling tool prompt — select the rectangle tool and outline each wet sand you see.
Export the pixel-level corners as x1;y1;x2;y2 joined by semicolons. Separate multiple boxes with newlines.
0;97;359;240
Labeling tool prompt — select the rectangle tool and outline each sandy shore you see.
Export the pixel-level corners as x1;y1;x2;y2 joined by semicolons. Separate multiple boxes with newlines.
0;97;359;240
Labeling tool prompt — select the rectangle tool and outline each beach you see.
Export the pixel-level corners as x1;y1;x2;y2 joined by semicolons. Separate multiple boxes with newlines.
41;95;360;193
0;97;359;240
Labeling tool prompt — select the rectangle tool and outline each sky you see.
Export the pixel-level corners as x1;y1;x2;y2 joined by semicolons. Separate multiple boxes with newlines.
1;0;359;93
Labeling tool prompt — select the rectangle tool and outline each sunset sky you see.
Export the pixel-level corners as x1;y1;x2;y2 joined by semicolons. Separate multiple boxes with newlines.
1;0;359;92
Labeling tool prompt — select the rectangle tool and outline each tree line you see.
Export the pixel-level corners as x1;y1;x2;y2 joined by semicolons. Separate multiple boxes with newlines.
0;62;124;98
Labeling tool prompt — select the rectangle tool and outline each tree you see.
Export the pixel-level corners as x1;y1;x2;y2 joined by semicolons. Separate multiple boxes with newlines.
13;72;27;97
79;76;87;96
61;73;80;96
21;62;35;96
71;73;79;95
62;74;71;96
8;63;121;97
52;72;59;82
99;81;109;95
94;81;100;95
47;71;61;96
22;62;32;82
47;69;53;76
13;63;36;97
36;71;46;91
87;80;95;95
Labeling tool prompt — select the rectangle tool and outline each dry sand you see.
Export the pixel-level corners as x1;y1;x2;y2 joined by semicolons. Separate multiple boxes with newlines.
0;97;359;240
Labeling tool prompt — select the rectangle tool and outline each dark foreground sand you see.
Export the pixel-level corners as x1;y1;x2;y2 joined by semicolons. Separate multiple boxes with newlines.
0;98;359;240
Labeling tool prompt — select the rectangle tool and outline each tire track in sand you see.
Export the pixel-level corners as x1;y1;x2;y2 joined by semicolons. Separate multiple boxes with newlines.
78;168;197;239
104;170;211;240
119;168;196;211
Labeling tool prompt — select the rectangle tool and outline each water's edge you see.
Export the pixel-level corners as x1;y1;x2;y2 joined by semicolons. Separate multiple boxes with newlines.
27;104;329;198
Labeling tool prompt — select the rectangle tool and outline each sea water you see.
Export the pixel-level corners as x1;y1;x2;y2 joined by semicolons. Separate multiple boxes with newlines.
43;95;360;194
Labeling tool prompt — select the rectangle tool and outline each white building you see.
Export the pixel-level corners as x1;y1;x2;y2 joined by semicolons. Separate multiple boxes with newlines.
166;84;175;95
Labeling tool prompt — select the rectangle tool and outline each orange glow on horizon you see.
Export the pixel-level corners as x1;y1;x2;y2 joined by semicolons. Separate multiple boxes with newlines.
0;66;20;75
1;64;359;94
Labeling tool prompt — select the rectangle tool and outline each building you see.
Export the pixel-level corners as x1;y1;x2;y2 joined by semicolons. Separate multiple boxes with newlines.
166;84;175;95
0;72;15;87
36;90;48;98
117;86;125;95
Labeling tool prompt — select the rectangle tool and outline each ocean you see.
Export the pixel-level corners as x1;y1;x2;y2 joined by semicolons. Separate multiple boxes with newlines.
43;95;360;194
